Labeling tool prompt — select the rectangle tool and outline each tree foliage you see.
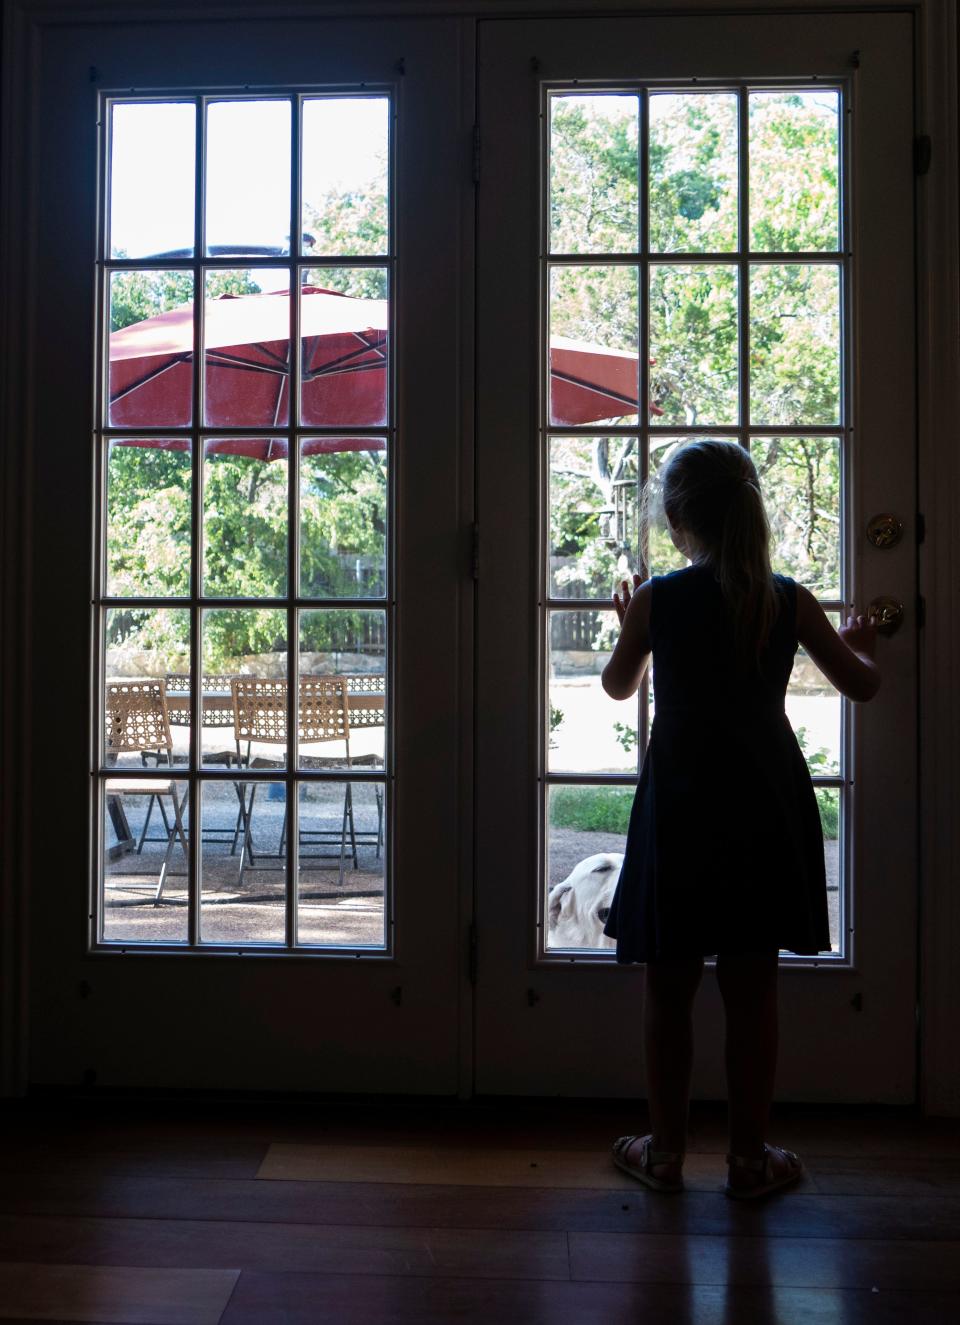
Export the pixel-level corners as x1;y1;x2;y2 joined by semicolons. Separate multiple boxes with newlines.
547;89;842;599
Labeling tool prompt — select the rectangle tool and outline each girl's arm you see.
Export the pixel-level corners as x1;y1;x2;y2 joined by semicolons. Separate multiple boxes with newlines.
796;584;881;703
601;575;653;701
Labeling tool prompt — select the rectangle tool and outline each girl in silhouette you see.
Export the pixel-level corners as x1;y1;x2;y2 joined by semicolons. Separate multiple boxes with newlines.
601;440;880;1199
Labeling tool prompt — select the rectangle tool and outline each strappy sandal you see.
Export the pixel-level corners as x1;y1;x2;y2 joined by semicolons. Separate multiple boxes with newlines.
611;1134;684;1193
724;1144;803;1200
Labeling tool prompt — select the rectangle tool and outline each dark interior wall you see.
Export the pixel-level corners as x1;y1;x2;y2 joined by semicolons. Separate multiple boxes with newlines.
1;0;958;1107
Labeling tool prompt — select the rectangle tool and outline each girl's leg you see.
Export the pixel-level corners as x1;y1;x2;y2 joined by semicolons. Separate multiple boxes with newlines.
631;956;703;1174
716;950;796;1186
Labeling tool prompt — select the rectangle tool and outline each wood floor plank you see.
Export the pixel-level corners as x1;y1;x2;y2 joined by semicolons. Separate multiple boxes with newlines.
0;1263;238;1325
219;1269;960;1324
569;1231;960;1290
0;1143;266;1182
0;1215;569;1282
256;1142;736;1191
6;1102;955;1157
2;1172;959;1240
800;1155;960;1196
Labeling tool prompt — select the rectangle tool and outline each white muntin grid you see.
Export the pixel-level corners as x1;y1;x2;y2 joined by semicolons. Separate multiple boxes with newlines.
91;89;397;955
537;80;851;965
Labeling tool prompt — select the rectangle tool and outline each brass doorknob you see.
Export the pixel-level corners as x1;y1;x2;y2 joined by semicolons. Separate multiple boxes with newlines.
866;513;903;549
868;596;904;635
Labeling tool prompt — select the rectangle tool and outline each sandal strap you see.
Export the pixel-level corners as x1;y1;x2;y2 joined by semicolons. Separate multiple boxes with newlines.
639;1136;684;1166
614;1135;684;1167
726;1149;769;1173
726;1145;799;1175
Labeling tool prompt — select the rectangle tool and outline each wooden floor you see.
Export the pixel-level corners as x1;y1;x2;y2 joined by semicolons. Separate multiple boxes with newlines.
0;1099;958;1323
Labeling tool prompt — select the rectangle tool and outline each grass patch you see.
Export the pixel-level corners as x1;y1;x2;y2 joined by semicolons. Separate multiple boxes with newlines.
549;784;634;835
550;784;839;841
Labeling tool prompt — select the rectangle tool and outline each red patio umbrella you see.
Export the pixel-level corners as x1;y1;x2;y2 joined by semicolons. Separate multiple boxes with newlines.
109;286;657;444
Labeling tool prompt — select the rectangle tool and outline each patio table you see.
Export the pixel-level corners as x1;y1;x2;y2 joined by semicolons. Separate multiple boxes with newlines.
165;683;386;728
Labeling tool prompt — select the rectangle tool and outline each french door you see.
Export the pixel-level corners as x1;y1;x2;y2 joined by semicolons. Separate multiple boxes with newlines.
475;12;918;1101
29;18;470;1093
26;10;917;1103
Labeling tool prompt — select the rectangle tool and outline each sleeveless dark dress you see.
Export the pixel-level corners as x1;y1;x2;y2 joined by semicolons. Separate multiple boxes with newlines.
603;564;830;962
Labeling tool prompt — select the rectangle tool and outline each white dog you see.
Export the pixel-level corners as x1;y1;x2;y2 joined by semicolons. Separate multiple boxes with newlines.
548;852;624;950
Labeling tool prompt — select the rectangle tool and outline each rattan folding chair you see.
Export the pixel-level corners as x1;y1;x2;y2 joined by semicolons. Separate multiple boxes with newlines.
230;676;383;886
105;679;187;905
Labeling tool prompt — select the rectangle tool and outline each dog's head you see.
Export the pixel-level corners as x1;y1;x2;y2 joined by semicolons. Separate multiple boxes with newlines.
547;852;623;950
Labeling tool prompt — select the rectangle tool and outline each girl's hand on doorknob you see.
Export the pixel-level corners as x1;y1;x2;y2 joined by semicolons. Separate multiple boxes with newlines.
839;610;878;659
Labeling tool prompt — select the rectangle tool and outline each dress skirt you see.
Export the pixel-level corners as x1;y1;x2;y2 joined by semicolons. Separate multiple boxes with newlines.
603;705;831;963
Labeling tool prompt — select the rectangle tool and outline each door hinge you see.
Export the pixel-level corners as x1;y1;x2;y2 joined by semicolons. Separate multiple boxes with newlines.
472;124;481;184
471;521;480;580
468;921;478;985
914;135;932;176
916;512;926;545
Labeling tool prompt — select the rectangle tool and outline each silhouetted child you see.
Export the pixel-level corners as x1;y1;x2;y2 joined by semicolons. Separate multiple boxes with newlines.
601;439;880;1199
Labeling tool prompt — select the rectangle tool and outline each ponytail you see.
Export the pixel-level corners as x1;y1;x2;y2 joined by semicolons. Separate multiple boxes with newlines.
718;479;778;668
650;440;777;670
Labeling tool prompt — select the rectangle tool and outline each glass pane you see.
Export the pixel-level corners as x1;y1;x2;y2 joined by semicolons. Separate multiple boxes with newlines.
546;784;629;951
817;787;842;954
202;609;287;769
549;265;639;426
300;439;387;598
300;267;388;427
752;436;841;598
205;99;291;257
104;610;191;769
203;440;287;599
298;610;386;772
750;264;841;426
549;94;639;255
110;101;196;259
649;92;738;254
108;270;194;427
106;440;191;597
302;97;389;257
548;610;637;774
548;436;638;600
102;777;189;943
298;781;386;947
750;91;840;253
649;264;739;425
788;612;842;777
200;780;286;944
204;268;291;428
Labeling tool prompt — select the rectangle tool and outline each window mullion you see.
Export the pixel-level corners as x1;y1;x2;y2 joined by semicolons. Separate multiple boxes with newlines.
286;95;302;950
186;95;206;949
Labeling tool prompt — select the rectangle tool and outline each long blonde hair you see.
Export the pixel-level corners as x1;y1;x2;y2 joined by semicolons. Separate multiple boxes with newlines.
644;440;777;667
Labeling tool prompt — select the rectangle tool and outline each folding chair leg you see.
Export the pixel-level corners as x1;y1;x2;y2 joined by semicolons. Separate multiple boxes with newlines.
237;783;259;888
155;787;188;906
136;794;158;854
345;782;359;870
338;785;350;886
230;780;248;856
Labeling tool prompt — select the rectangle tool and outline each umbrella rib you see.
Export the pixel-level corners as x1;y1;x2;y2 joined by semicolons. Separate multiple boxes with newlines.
302;336;387;382
248;342;291;369
302;360;383;384
205;351;289;376
549;368;639;411
109;354;191;405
